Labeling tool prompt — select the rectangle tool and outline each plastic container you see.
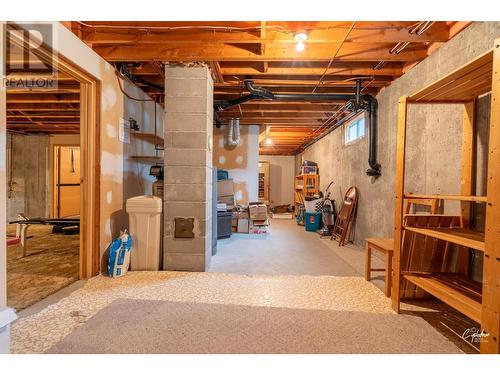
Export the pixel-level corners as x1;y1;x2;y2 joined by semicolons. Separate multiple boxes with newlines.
126;195;163;270
304;198;322;212
305;211;322;232
217;211;232;239
217;169;229;181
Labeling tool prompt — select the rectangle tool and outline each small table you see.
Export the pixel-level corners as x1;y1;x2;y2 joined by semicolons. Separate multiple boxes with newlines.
365;238;394;297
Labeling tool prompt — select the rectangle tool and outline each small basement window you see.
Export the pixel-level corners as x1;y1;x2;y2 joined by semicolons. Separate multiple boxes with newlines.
344;113;366;145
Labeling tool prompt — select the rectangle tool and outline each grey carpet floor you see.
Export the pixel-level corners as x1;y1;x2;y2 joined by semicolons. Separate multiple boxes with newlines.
209;218;360;276
47;298;461;354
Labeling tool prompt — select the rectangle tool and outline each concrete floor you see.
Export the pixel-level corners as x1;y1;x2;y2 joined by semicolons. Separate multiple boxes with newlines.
209;218;379;277
7;224;80;311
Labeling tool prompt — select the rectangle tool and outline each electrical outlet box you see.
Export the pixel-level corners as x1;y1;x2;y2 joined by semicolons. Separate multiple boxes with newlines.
174;217;195;238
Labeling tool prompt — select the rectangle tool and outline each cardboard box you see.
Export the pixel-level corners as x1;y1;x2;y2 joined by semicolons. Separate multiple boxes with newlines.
217;179;234;197
251;219;268;226
231;217;238;230
249;203;267;220
237;218;249;233
249;217;269;234
238;211;249;219
218;195;235;210
249;225;269;234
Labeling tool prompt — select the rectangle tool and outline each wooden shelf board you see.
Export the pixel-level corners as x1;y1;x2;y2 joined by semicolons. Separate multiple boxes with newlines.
295;174;318;178
408;49;493;103
403;226;485;252
132;132;164;144
403;272;482;323
404;194;487;202
129;156;163;163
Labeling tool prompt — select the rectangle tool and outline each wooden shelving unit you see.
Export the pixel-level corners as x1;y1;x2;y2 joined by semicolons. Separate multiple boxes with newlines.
131;132;164;145
294;174;319;216
258;161;270;203
393;41;500;354
129;155;163;164
403;272;482;324
404;193;487;203
403;227;485;252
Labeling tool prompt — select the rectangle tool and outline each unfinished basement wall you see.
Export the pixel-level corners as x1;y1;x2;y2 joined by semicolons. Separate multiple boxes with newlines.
15;22;164;268
6;134;50;221
213;124;259;205
258;155;295;207
0;21;8;315
6;134;83;221
298;22;499;252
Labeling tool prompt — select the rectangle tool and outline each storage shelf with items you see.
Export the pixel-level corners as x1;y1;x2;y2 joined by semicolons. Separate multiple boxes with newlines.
392;42;500;354
129;155;163;164
131;132;164;145
258;161;270;203
294;174;320;217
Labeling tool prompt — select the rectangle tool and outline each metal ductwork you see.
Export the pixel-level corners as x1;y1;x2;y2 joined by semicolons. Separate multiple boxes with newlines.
214;80;381;177
225;118;241;147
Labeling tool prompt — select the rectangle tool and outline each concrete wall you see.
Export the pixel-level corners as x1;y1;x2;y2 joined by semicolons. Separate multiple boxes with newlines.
10;22;164;267
298;22;499;250
1;21;8;311
213;124;259;205
6;134;50;221
7;134;87;221
258;155;295;207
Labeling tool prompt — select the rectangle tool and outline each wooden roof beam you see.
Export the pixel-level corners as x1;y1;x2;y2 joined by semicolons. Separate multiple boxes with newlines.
92;43;428;62
6;93;80;103
79;23;450;45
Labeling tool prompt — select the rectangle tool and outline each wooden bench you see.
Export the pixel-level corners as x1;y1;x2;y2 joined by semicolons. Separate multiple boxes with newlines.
365;238;394;297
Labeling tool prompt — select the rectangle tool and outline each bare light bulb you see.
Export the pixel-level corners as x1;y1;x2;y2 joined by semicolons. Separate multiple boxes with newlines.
265;137;273;145
296;41;305;52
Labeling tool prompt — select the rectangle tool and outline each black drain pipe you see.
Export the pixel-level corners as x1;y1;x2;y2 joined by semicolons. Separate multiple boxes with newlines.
213;80;381;177
363;94;381;177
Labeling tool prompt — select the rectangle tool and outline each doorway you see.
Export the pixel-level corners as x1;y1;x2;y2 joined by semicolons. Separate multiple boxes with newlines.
4;23;100;310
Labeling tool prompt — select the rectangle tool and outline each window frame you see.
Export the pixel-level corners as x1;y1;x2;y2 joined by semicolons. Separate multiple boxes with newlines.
344;112;367;146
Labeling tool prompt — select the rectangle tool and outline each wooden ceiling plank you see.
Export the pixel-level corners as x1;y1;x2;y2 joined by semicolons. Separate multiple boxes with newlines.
80;23;450;45
92;43;428;62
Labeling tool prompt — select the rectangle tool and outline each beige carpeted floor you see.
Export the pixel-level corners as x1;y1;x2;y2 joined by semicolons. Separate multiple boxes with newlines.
7;224;79;310
11;272;463;354
47;298;462;354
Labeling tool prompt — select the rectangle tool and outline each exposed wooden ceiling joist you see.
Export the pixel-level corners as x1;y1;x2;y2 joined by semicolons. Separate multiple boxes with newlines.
66;20;469;154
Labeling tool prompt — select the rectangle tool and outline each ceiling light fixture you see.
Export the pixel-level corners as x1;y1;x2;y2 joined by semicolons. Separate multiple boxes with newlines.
264;125;273;145
294;31;308;52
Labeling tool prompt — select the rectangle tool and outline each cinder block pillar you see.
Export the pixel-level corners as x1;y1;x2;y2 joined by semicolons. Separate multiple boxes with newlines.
163;65;213;271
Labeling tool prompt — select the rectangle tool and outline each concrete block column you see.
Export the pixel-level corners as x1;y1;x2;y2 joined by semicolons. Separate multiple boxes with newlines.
163;65;213;271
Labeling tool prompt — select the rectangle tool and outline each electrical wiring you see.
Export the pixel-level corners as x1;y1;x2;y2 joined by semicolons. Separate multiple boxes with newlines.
115;68;161;193
75;21;424;41
312;21;356;93
76;21;291;35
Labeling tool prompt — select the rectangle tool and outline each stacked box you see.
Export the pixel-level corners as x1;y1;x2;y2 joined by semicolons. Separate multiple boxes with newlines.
231;211;238;232
237;210;250;233
217;179;235;210
249;203;268;221
248;202;269;234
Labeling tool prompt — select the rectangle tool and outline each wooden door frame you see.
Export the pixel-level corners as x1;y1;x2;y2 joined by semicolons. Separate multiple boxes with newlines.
7;25;101;278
